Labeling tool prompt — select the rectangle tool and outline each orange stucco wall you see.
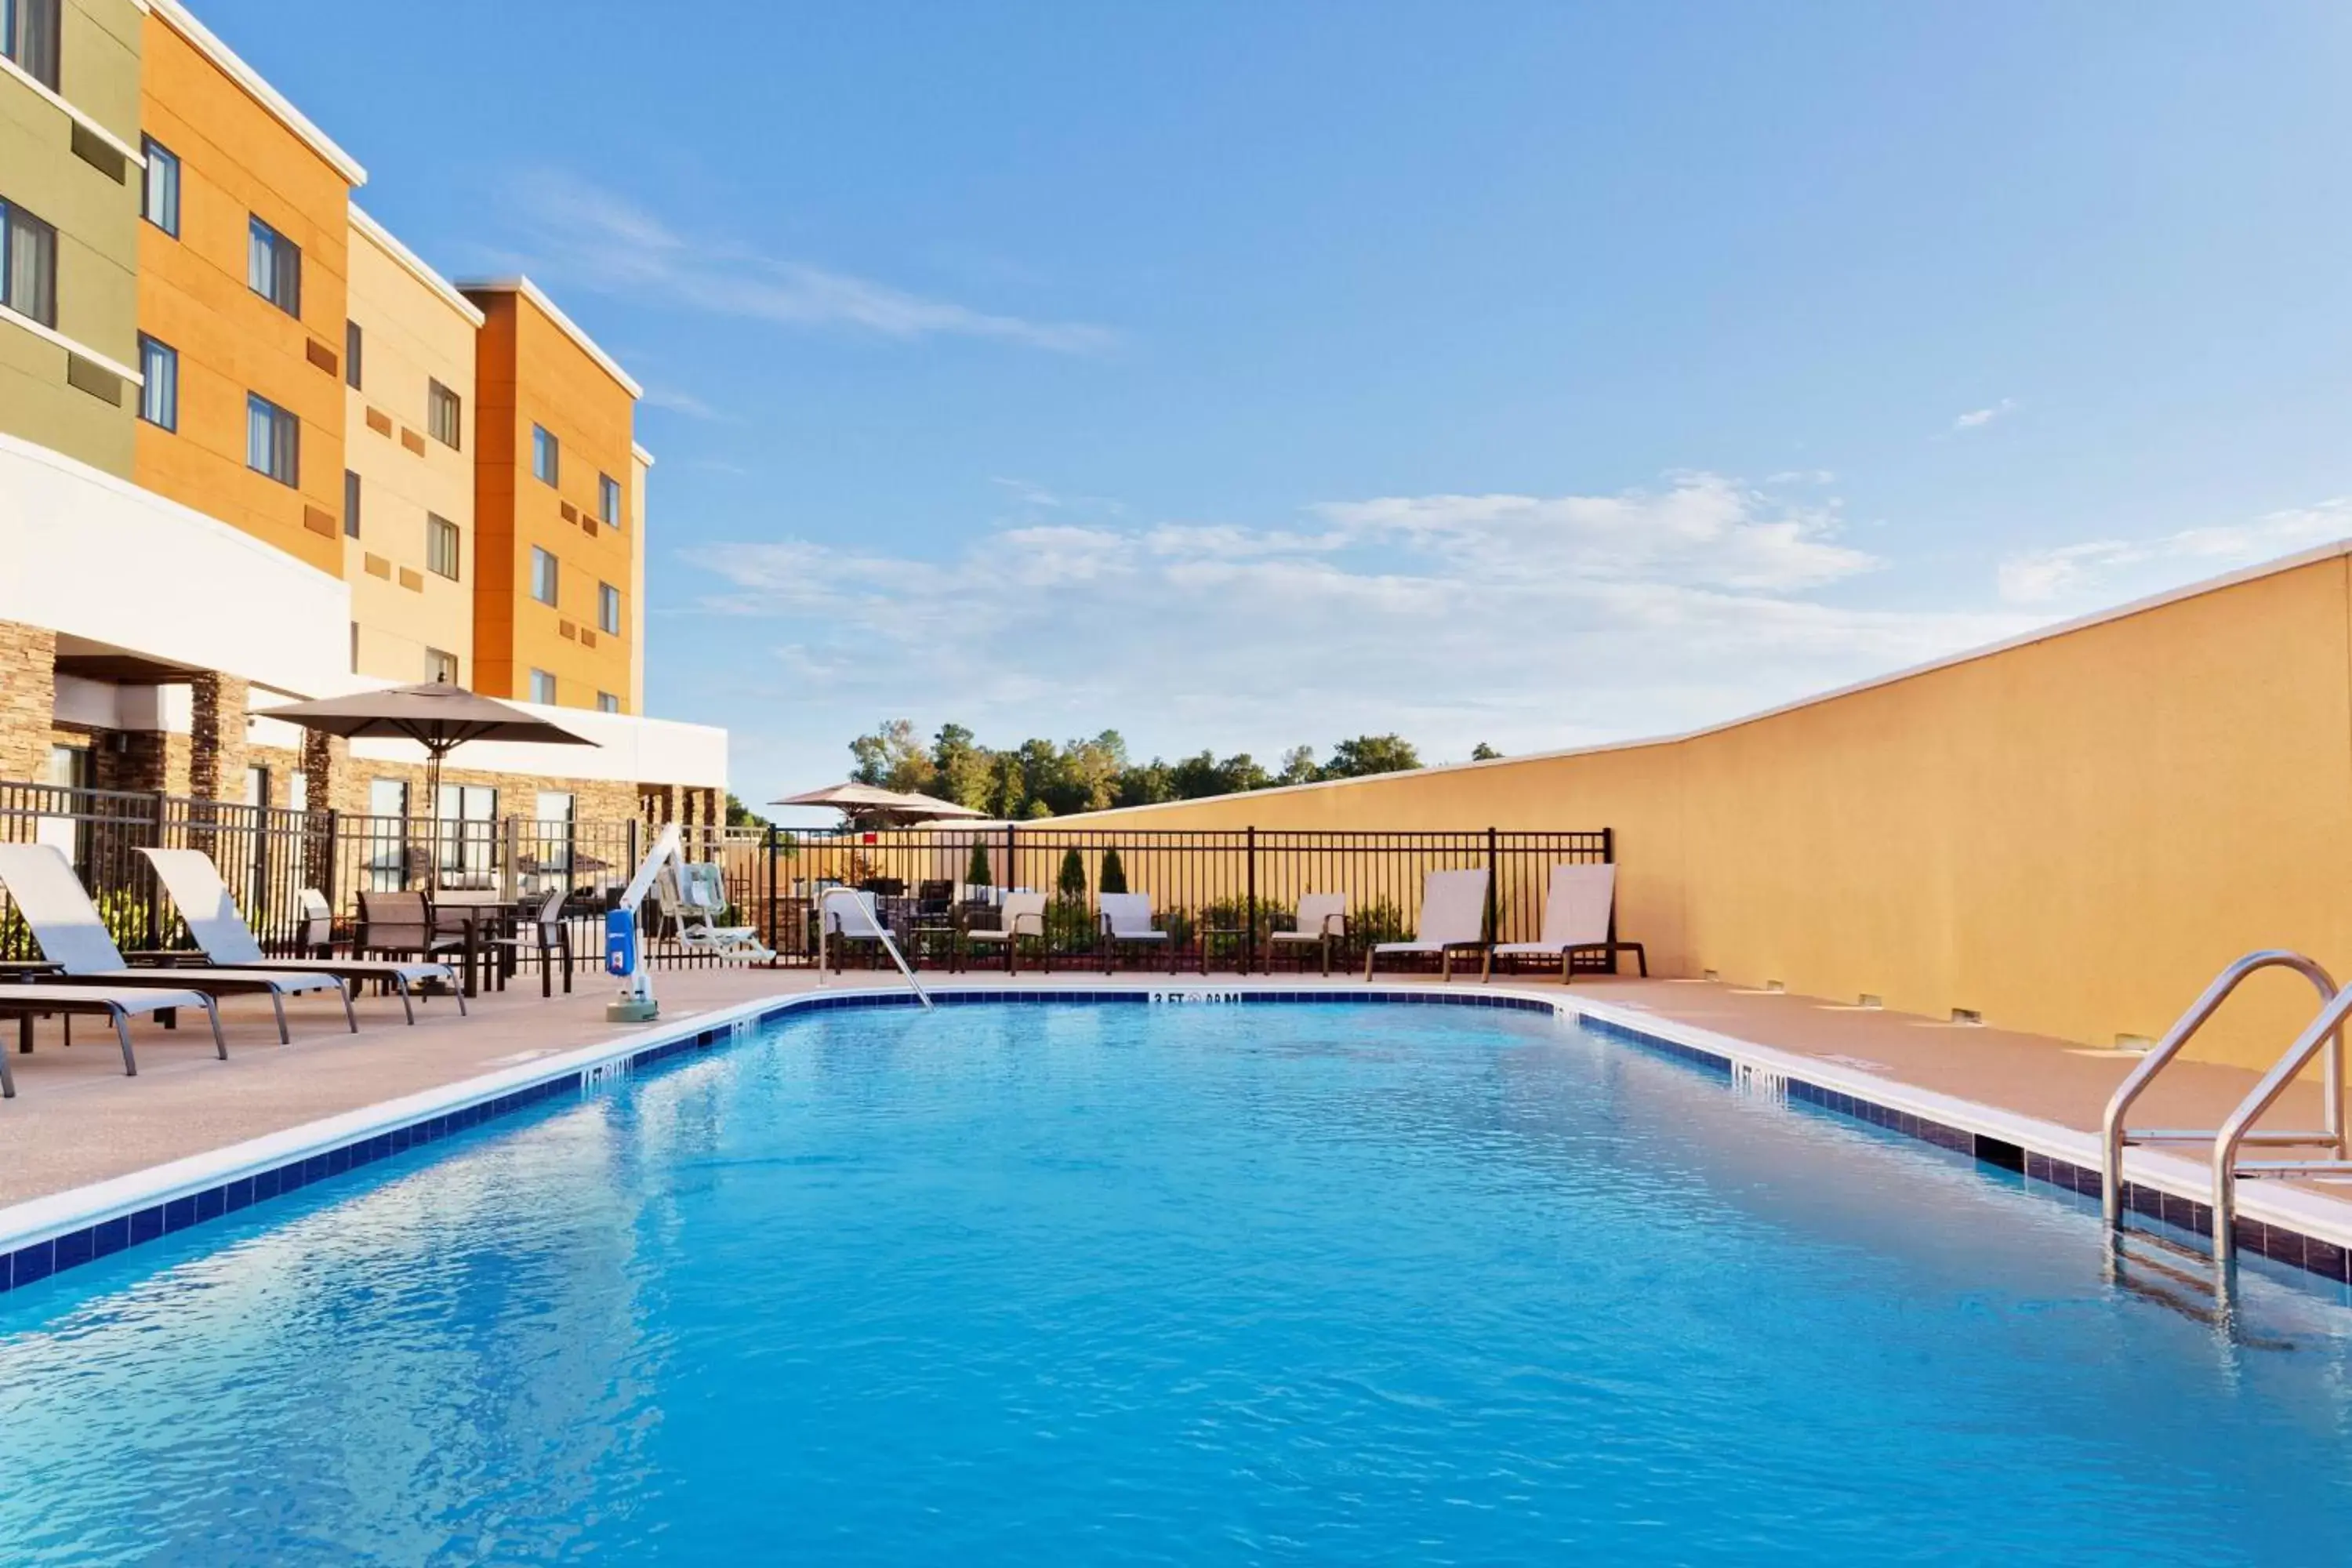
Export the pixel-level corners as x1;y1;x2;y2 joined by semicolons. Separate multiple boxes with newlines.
466;289;636;710
134;9;350;577
1067;553;2352;1070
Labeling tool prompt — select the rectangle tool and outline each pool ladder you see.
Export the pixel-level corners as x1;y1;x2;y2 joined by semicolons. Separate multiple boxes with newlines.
2100;950;2350;1298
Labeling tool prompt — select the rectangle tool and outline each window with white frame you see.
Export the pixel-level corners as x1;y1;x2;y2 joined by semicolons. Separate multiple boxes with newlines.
528;669;557;705
597;691;620;714
598;581;620;635
531;546;558;605
428;379;461;448
532;423;558;485
427;514;460;579
599;472;620;527
424;647;458;684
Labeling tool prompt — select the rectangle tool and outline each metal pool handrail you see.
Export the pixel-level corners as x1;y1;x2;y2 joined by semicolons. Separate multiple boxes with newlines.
2100;949;2338;1232
818;888;934;1010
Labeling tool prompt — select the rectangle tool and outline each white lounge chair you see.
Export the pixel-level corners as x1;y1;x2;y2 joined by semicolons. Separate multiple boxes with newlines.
0;843;352;1042
1487;862;1647;983
678;862;775;963
964;890;1049;974
139;848;462;1023
1267;892;1348;976
1097;892;1174;975
1363;868;1490;982
0;982;223;1091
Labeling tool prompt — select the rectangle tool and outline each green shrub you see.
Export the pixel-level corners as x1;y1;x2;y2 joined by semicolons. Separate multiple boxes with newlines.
1044;898;1098;954
1098;845;1128;895
1056;847;1087;901
965;839;993;887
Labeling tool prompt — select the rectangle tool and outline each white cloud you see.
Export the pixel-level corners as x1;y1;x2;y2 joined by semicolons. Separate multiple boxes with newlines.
502;171;1115;355
642;385;728;421
1951;398;2016;432
681;474;2031;779
1997;501;2352;606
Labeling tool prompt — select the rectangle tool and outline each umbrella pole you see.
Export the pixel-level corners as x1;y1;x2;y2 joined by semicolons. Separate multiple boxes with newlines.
426;744;445;895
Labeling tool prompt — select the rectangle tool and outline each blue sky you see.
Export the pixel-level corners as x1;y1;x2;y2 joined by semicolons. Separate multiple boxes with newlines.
206;0;2352;800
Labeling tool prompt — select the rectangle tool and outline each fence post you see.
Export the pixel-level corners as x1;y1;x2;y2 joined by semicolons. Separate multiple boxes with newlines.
1602;826;1617;952
145;790;166;950
1485;825;1498;944
765;824;779;953
1244;826;1258;976
321;808;339;919
501;815;521;902
1005;822;1017;895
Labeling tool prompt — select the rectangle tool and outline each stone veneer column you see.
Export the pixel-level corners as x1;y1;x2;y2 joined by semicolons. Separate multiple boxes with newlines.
0;622;58;782
300;727;345;813
187;673;251;804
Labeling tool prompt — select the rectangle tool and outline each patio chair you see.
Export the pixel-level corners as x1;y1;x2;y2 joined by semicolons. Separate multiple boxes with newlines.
1486;863;1646;983
964;891;1050;974
356;890;470;993
678;862;775;963
1363;868;1490;983
1267;893;1349;976
0;843;352;1044
819;887;891;973
0;982;225;1090
140;848;463;1025
488;887;575;996
1098;893;1176;975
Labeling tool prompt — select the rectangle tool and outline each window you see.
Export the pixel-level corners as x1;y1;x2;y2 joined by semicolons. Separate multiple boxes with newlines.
137;336;177;430
350;621;360;673
427;514;460;579
0;198;57;327
245;393;299;485
289;770;308;813
2;0;59;89
427;379;460;448
528;669;557;705
243;764;269;808
531;423;558;485
597;691;620;714
247;216;301;317
140;139;180;236
424;647;458;685
599;473;620;527
598;581;620;635
530;546;557;605
343;319;361;389
343;468;360;537
368;778;407;818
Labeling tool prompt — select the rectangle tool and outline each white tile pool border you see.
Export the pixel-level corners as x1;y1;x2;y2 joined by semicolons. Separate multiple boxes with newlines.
3;982;2350;1292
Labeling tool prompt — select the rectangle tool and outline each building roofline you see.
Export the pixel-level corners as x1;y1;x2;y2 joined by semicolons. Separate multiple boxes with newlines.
149;0;367;187
453;276;644;398
1060;534;2352;819
348;205;485;327
632;442;655;467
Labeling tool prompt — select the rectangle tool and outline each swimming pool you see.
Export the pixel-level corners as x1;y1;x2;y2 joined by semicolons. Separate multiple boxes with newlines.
2;998;2350;1563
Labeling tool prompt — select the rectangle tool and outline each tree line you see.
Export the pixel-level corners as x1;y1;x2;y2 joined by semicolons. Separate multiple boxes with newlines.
843;720;1497;819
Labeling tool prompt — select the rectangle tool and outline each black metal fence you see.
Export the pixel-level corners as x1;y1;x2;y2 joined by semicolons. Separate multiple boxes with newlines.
1;781;1613;975
762;825;1615;972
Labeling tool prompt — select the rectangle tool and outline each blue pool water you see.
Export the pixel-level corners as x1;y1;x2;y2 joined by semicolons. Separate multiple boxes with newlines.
3;1000;2352;1563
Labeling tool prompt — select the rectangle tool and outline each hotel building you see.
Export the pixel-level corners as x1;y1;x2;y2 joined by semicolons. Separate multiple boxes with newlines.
0;0;724;826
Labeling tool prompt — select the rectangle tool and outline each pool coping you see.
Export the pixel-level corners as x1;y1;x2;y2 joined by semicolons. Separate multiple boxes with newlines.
2;981;2349;1294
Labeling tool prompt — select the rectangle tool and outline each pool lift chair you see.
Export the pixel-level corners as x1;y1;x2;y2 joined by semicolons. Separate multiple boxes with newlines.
607;826;929;1022
2100;948;2352;1316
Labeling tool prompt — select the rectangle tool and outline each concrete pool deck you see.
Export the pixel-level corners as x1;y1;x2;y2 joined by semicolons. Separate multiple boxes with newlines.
0;964;2343;1220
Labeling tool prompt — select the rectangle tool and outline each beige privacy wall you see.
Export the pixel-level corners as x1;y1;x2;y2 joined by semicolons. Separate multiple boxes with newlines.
1066;548;2352;1070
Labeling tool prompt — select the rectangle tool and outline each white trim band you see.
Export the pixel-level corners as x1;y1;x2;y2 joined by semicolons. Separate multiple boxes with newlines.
0;303;143;386
0;53;146;167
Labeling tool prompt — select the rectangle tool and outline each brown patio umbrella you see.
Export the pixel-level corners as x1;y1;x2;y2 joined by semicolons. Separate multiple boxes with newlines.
771;782;984;826
260;682;599;823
